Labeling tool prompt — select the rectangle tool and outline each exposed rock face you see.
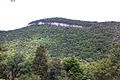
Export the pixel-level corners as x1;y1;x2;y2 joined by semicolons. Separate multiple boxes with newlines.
28;21;82;28
28;17;96;27
28;17;120;29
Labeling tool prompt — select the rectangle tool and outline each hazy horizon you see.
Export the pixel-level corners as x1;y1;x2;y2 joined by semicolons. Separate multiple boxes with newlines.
0;0;120;30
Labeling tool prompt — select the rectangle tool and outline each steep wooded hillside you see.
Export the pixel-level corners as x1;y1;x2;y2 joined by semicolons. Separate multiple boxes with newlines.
0;18;120;60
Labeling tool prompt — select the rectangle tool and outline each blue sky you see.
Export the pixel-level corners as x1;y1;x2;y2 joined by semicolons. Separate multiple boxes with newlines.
0;0;120;30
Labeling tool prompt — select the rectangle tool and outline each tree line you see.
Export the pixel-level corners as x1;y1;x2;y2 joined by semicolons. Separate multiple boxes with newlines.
0;40;120;80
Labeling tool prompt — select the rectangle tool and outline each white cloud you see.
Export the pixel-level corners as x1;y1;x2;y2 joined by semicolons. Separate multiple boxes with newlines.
0;0;120;30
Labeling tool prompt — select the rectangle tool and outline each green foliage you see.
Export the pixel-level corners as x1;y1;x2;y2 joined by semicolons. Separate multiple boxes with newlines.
0;52;7;78
18;73;41;80
0;46;33;80
47;57;62;80
93;59;111;80
108;41;120;80
92;40;120;80
32;46;48;80
0;21;116;59
1;18;120;80
0;46;2;51
62;56;83;80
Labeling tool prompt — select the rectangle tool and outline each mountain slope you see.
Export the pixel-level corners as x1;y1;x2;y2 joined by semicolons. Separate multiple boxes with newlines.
0;17;120;60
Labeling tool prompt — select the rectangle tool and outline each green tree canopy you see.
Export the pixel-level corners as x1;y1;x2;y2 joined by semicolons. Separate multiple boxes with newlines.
62;56;83;80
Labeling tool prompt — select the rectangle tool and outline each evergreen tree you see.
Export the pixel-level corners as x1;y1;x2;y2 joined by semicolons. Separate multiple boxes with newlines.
32;46;48;80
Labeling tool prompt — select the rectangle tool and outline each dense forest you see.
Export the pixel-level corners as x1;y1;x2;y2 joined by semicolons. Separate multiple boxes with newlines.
0;17;120;80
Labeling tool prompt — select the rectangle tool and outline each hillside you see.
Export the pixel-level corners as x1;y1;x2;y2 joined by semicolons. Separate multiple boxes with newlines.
1;17;120;80
0;17;120;60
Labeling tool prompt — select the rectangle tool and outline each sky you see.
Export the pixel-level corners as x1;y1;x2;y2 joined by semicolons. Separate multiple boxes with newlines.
0;0;120;30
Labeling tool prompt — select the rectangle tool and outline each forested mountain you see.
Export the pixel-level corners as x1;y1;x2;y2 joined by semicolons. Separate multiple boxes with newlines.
0;17;120;80
0;18;120;59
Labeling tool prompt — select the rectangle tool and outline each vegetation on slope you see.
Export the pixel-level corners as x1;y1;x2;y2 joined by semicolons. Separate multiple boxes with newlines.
0;23;118;59
0;18;120;80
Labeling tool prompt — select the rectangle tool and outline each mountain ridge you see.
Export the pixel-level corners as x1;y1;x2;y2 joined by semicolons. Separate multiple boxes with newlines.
28;17;120;27
28;17;98;27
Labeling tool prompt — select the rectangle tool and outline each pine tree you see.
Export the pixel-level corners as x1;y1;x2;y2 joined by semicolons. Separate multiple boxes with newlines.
32;46;48;80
